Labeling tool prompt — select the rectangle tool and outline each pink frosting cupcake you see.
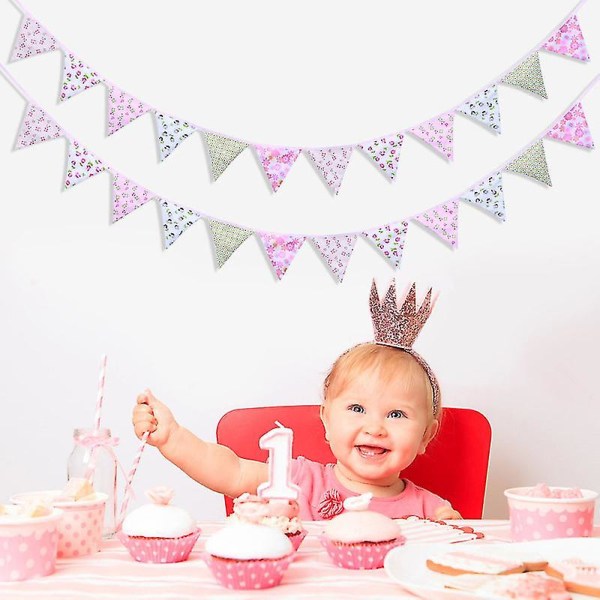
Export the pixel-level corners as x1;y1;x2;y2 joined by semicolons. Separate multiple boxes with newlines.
231;493;307;550
117;487;200;563
204;521;294;590
321;493;405;569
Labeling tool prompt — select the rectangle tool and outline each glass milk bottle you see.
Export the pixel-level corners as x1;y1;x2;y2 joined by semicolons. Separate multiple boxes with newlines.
67;428;118;539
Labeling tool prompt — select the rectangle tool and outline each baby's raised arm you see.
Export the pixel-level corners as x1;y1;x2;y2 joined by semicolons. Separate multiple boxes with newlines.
132;390;268;499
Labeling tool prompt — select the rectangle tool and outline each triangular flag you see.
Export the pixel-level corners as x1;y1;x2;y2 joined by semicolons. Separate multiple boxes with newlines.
502;53;547;99
306;146;353;194
207;220;253;268
543;15;590;62
505;141;552;186
60;52;104;102
460;173;506;222
546;102;594;149
204;133;248;181
158;200;202;249
414;200;459;248
361;221;408;269
410;114;454;160
358;134;404;181
10;17;57;61
258;233;305;279
457;86;502;133
154;112;196;161
255;145;301;192
112;174;154;222
64;141;106;189
108;87;151;136
311;234;357;282
15;104;63;149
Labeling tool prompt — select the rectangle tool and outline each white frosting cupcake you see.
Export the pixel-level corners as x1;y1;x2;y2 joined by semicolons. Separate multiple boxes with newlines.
121;487;196;539
205;522;292;560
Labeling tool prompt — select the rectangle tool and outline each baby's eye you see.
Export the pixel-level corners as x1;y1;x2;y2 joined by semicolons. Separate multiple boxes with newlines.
348;404;365;414
388;409;407;419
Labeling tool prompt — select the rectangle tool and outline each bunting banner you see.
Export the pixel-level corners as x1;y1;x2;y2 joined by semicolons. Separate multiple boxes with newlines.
7;0;591;195
1;64;596;282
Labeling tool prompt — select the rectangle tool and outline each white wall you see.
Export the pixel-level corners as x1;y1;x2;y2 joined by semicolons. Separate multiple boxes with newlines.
1;0;599;521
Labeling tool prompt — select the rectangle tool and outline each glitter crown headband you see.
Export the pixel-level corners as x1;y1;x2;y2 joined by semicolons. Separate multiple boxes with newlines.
369;280;441;417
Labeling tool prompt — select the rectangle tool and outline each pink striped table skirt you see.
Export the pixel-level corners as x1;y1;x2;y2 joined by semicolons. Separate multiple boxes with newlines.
0;520;509;599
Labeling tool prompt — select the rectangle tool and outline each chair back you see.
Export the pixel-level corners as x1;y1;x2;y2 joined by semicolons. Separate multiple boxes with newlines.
216;405;491;518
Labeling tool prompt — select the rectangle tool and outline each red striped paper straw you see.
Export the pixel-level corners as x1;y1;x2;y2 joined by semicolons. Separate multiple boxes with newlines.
93;354;107;431
117;430;150;529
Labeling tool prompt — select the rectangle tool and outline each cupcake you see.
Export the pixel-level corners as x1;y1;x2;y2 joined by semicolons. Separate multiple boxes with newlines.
117;487;200;563
231;493;307;550
321;493;405;569
204;521;294;590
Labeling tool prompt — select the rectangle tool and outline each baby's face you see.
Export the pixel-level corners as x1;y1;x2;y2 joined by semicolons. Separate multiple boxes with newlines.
321;365;437;488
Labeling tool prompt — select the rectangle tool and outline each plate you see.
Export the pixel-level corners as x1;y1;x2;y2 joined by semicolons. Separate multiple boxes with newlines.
383;538;600;600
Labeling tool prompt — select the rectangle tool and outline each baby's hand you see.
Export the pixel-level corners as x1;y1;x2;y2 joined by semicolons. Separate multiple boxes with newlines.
434;505;462;521
133;389;179;449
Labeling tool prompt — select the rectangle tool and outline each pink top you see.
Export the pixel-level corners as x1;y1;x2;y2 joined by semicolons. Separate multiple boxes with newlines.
290;456;450;520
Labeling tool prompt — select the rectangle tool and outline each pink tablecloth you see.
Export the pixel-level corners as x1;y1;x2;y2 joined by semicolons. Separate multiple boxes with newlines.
0;520;548;599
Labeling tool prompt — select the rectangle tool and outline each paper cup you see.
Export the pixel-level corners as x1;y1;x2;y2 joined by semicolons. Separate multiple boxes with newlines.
11;491;107;558
505;487;598;541
0;507;62;581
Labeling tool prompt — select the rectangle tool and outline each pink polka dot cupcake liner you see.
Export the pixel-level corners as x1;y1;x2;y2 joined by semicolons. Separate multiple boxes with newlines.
203;552;295;590
117;528;201;563
55;495;107;558
0;509;62;582
320;535;406;570
286;528;307;551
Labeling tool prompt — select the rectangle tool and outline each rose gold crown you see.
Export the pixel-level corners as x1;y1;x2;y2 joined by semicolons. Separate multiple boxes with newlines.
369;279;440;417
369;280;432;348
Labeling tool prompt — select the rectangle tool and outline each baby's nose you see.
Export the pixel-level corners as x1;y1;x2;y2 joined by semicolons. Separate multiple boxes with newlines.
364;420;386;436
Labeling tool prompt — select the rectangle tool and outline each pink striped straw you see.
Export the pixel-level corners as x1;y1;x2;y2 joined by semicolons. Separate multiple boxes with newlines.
117;430;150;529
93;354;107;432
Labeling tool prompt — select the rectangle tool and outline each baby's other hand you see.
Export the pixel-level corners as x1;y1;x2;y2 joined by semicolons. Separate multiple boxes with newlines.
133;389;179;449
434;505;462;521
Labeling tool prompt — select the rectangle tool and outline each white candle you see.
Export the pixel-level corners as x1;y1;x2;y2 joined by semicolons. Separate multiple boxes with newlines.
257;423;300;500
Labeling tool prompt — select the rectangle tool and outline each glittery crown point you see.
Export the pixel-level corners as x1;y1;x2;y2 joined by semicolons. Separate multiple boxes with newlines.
369;280;433;348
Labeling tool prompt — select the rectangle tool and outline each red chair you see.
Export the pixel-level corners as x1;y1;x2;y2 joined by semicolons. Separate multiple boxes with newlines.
216;405;491;519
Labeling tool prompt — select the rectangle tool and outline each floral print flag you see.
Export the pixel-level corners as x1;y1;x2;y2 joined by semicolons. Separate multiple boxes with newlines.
112;174;154;222
409;114;454;160
204;133;248;181
505;141;552;186
361;222;408;269
154;113;196;161
255;145;301;192
258;233;305;279
311;234;357;282
457;86;501;133
414;200;459;248
460;173;506;221
502;53;547;99
107;87;151;136
10;17;57;61
358;134;404;181
15;104;63;149
158;200;202;249
306;146;353;194
60;52;104;102
546;102;594;148
208;220;253;268
543;15;590;62
64;140;106;189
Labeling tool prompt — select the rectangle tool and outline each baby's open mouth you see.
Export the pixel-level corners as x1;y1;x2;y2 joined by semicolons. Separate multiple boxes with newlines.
356;445;389;458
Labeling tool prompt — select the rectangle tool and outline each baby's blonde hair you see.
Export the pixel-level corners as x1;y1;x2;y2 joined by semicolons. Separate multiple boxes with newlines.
323;343;441;423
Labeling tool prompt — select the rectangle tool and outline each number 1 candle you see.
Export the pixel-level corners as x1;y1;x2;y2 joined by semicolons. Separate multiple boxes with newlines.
257;422;301;500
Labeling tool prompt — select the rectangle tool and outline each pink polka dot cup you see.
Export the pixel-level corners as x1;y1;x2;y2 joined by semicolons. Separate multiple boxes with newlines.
505;486;598;542
0;506;62;582
11;491;107;558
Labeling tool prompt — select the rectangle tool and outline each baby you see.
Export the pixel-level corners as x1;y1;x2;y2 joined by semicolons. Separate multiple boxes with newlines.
133;281;460;520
